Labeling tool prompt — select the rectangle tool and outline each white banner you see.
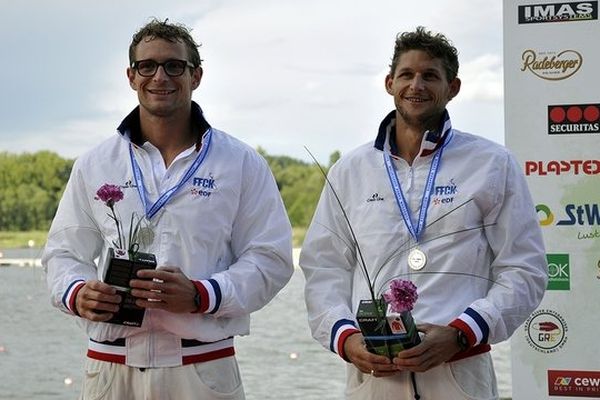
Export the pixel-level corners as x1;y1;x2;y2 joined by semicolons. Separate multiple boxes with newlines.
503;1;600;399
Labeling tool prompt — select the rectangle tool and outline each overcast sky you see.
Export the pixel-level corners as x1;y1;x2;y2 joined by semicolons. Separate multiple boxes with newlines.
0;0;503;163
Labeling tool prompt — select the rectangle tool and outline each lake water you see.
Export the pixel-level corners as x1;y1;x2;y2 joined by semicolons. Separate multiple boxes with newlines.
0;266;512;399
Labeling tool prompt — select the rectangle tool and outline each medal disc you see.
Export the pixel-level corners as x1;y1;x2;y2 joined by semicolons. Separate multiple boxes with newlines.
408;248;427;270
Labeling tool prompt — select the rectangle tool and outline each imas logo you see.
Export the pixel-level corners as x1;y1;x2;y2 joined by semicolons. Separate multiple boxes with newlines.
524;309;568;353
548;104;600;135
191;174;217;198
518;1;598;24
536;203;600;241
431;179;457;206
548;370;600;397
521;49;582;80
547;254;570;290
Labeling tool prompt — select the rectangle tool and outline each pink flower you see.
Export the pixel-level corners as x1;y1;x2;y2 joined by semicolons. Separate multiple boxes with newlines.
95;184;124;207
383;279;418;313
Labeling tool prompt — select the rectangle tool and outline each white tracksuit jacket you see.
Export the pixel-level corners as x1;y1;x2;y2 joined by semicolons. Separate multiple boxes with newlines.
43;103;293;367
300;111;548;363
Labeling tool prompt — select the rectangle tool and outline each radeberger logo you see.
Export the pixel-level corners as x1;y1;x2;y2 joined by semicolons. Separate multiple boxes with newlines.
518;1;598;24
524;309;568;353
548;370;600;397
521;49;582;80
547;254;570;290
548;104;600;135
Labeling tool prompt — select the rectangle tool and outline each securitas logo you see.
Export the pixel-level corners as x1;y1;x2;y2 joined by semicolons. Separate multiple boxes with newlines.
190;174;216;198
548;370;600;397
525;160;600;176
537;203;600;240
524;309;568;353
547;254;570;290
431;179;457;206
548;104;600;135
518;1;598;24
521;49;582;80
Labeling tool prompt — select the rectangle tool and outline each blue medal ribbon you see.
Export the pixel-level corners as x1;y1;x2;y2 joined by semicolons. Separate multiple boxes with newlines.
129;128;213;220
383;129;453;242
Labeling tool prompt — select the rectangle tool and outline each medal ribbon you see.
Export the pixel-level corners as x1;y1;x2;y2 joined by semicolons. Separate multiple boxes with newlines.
129;128;213;220
383;129;453;242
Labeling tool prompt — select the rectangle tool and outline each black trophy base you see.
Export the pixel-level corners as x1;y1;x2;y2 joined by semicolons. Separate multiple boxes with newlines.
356;298;421;358
103;248;157;327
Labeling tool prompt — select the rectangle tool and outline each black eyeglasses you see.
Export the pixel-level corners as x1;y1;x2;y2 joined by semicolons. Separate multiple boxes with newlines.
131;59;196;77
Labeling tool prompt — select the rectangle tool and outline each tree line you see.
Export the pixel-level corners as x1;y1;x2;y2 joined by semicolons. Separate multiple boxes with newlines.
0;149;339;231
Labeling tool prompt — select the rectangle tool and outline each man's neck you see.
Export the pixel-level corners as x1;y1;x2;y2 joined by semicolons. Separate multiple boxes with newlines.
394;122;425;166
393;113;443;165
139;110;196;168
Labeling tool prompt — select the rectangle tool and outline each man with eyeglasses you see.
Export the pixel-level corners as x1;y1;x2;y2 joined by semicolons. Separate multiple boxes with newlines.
43;18;293;399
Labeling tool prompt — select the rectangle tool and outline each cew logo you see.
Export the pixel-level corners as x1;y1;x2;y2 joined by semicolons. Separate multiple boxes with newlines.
548;370;600;396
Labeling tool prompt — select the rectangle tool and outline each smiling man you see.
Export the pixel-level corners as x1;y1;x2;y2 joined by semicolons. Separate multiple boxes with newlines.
300;27;547;399
43;19;293;399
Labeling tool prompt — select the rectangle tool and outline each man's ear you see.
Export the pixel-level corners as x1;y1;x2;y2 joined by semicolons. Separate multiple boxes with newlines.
127;68;137;90
385;74;394;95
448;77;461;100
191;67;203;90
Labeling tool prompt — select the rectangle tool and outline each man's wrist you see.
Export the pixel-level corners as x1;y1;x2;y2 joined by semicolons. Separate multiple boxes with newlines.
192;284;201;313
455;328;470;352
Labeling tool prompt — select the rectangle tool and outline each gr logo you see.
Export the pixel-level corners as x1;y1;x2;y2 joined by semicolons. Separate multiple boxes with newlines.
546;254;570;290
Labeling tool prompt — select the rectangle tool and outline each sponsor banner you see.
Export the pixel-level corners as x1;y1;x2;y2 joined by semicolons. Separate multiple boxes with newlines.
518;1;598;24
548;104;600;135
505;0;598;398
548;370;600;397
521;49;582;80
524;309;568;353
547;254;570;290
525;159;600;175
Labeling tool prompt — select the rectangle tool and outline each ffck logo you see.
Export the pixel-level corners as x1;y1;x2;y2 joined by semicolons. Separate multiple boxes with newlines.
191;174;217;198
431;179;457;206
518;1;598;24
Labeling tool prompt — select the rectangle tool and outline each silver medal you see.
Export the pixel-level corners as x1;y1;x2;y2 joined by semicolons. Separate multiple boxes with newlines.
408;248;427;270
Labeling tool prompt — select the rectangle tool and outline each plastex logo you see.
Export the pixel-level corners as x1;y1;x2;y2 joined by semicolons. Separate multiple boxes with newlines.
521;49;582;80
548;370;600;397
547;254;570;290
518;1;598;24
525;160;600;175
524;309;568;353
548;104;600;135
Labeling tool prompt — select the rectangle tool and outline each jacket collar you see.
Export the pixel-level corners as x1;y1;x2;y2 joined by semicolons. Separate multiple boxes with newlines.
373;109;453;157
116;101;211;146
